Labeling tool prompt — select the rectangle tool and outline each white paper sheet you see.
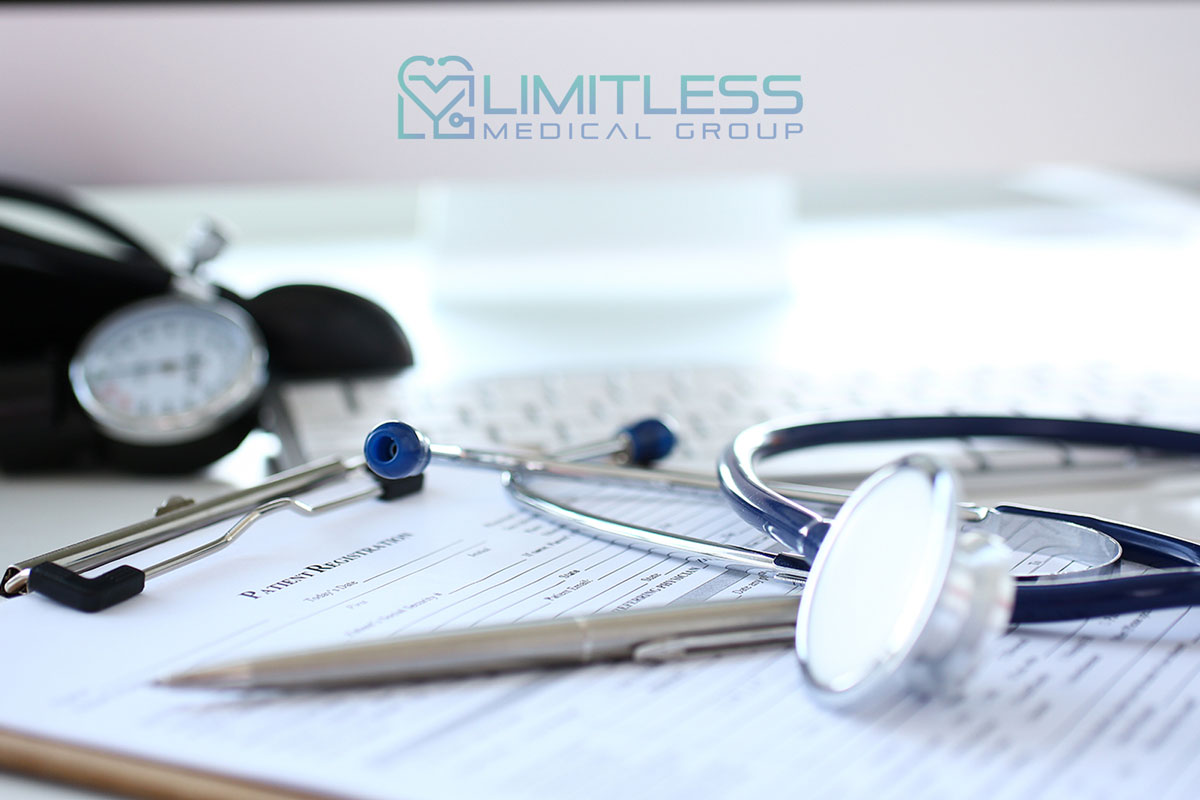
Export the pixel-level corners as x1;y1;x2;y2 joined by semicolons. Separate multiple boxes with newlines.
3;467;1199;800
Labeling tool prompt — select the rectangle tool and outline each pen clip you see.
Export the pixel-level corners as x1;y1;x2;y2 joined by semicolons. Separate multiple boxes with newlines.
630;624;796;663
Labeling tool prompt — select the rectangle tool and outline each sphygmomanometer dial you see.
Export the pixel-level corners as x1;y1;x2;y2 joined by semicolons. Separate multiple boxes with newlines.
69;296;268;446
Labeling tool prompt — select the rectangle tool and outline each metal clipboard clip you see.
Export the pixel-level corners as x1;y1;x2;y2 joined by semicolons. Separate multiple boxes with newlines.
2;457;423;612
1;419;672;612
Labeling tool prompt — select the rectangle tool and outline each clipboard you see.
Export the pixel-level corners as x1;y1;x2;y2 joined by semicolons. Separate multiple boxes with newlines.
0;726;338;800
5;437;1200;800
2;457;422;613
0;459;410;798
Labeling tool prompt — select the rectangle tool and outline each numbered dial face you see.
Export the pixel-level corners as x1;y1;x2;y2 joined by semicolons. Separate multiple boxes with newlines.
69;297;268;445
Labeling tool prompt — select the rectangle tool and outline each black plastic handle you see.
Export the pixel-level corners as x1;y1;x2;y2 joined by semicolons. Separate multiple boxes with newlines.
376;473;424;500
27;562;145;612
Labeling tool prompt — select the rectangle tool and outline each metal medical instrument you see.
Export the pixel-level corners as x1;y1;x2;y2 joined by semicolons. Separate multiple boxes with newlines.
363;415;1200;712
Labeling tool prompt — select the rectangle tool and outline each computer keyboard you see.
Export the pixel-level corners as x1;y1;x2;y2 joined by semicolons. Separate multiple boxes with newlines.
273;363;1200;487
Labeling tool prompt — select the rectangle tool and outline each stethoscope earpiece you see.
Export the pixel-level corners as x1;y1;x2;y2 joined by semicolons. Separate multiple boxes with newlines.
618;417;678;465
365;422;431;480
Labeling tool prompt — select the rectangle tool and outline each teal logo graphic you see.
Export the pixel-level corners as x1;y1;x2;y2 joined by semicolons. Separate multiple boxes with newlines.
396;59;803;142
397;55;476;139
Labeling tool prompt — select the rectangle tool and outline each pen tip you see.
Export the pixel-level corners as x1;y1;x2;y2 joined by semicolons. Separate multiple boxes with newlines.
156;664;252;689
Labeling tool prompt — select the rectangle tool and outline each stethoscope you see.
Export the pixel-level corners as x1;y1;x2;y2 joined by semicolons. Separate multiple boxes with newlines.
364;415;1200;711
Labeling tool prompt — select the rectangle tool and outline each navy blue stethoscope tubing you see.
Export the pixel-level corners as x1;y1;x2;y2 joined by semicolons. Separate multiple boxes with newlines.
719;416;1200;625
1000;505;1200;623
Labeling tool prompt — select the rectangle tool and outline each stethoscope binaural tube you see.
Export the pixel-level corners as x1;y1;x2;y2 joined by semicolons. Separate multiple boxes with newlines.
364;419;812;583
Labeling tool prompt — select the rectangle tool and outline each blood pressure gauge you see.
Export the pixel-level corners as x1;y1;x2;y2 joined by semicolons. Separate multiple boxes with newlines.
68;295;268;459
0;178;416;473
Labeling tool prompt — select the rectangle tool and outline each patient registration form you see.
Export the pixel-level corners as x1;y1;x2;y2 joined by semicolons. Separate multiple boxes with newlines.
2;468;1199;799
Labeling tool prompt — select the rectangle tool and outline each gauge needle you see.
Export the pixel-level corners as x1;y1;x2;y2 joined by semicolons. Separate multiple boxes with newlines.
184;352;203;385
94;360;188;380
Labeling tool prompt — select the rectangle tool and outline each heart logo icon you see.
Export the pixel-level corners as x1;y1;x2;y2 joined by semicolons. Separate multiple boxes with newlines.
398;56;476;139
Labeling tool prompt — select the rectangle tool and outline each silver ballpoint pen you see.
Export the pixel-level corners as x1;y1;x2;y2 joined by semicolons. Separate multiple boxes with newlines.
160;595;803;690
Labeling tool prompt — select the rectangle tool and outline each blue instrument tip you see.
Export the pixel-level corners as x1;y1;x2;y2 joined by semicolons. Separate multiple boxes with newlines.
622;418;677;465
364;422;432;479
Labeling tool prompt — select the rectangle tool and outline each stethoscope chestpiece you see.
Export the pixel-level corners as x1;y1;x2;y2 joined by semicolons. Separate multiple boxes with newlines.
794;455;1015;712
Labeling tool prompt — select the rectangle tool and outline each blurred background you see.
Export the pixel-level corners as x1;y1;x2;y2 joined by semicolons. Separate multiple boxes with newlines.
3;1;1199;382
4;1;1200;561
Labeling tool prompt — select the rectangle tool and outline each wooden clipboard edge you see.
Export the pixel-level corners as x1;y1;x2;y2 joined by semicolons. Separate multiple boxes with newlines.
0;725;348;800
